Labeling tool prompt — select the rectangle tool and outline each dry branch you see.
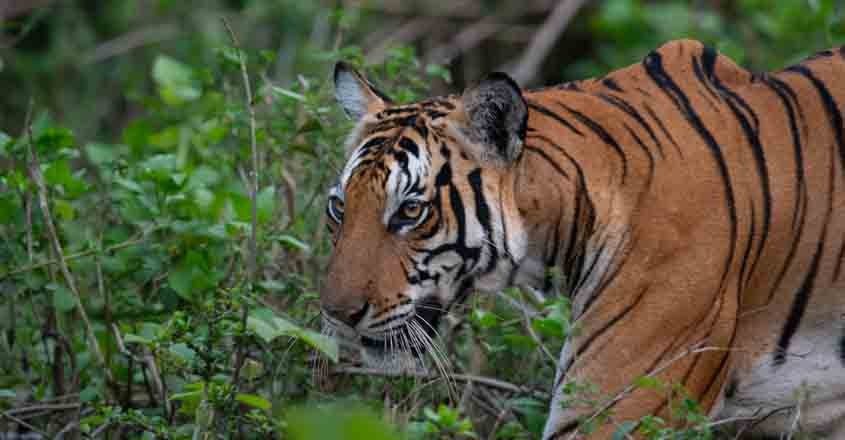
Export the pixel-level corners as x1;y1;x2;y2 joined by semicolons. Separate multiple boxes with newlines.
507;0;590;85
335;366;549;398
24;103;115;390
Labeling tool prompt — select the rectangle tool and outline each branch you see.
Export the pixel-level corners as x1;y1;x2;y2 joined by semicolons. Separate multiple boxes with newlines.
334;366;548;398
1;232;150;280
24;103;115;390
506;0;590;85
79;23;180;65
0;411;49;438
221;16;257;399
220;18;259;285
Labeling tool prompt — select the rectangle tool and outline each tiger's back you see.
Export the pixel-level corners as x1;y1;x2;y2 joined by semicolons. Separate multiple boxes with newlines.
525;40;845;438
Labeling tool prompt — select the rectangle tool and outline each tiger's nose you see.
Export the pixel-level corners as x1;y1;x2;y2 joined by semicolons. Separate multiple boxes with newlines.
324;301;370;328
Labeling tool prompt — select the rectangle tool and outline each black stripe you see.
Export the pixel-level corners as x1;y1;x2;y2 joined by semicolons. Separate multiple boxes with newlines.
527;101;585;137
558;286;648;409
622;123;655;189
786;64;845;181
701;49;772;285
760;74;808;303
398;137;420;157
468;169;498;275
548;420;580;439
599;93;665;159
839;327;845;366
524;146;570;180
543;205;564;292
643;50;737;295
602;77;623;92
691;51;722;108
527;134;596;292
834;240;845;281
497;179;513;268
559;102;629;181
736;200;757;291
774;158;836;365
643;102;683;158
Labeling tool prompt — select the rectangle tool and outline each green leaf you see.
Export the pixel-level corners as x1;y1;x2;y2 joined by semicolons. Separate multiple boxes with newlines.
79;386;99;402
152;55;201;105
235;393;271;410
215;45;245;66
85;142;121;164
35;127;75;154
270;86;306;102
122;333;152;345
246;316;280;344
53;199;75;221
50;285;76;312
296;328;339;363
633;376;663;390
612;421;638;440
257;185;275;224
0;193;19;224
258;279;287;292
0;131;11;154
114;177;143;193
287;405;400;440
274;234;310;252
44;159;86;196
168;263;194;301
170;389;203;402
169;343;196;362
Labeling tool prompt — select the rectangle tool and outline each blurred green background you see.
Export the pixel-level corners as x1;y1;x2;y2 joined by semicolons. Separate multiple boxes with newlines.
1;0;843;438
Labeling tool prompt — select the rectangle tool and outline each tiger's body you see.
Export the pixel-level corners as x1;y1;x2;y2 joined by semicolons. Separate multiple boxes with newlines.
320;40;845;438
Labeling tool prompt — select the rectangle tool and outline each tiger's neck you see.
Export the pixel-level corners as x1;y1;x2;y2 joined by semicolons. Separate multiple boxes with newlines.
508;98;644;313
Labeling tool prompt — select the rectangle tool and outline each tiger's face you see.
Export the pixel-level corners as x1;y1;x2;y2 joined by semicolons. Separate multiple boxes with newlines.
321;63;529;371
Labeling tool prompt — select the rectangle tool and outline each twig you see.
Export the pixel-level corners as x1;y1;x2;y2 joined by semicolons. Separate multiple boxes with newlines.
5;403;80;416
1;233;150;279
0;0;53;21
334;366;548;398
221;17;258;413
365;18;438;65
0;411;49;438
564;344;732;440
221;18;259;283
507;0;590;85
427;15;511;65
79;23;180;65
24;103;115;391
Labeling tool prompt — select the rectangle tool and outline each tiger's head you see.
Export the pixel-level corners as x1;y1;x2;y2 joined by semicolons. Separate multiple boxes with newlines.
320;63;530;371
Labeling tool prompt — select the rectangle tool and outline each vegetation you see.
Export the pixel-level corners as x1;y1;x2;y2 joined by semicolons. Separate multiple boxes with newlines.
1;1;843;438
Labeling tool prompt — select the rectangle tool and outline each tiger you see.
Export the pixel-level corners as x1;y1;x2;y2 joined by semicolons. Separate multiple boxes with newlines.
319;39;845;439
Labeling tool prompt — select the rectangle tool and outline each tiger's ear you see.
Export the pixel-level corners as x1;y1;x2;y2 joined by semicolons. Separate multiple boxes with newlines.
334;62;391;121
460;72;528;165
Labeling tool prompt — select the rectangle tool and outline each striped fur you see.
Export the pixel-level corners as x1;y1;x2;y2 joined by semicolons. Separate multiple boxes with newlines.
320;40;845;438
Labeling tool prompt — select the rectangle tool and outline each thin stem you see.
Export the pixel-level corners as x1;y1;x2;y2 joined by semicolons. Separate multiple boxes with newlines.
23;102;115;393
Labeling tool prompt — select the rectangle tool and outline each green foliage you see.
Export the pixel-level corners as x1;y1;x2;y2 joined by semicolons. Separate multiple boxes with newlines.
409;404;477;439
567;0;845;79
0;1;839;438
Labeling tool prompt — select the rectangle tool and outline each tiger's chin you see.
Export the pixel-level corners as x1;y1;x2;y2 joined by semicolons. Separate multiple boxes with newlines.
360;345;430;375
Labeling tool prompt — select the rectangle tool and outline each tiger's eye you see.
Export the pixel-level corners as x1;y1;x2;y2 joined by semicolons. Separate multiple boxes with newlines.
401;200;423;219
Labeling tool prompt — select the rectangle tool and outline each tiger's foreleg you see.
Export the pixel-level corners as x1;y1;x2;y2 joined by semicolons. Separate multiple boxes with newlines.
542;251;740;439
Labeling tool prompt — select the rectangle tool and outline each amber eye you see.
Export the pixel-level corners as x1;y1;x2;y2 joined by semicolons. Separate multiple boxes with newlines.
389;200;428;232
400;200;424;219
327;196;344;223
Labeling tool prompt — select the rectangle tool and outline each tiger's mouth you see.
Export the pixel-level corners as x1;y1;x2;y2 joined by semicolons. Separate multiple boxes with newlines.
332;297;447;373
